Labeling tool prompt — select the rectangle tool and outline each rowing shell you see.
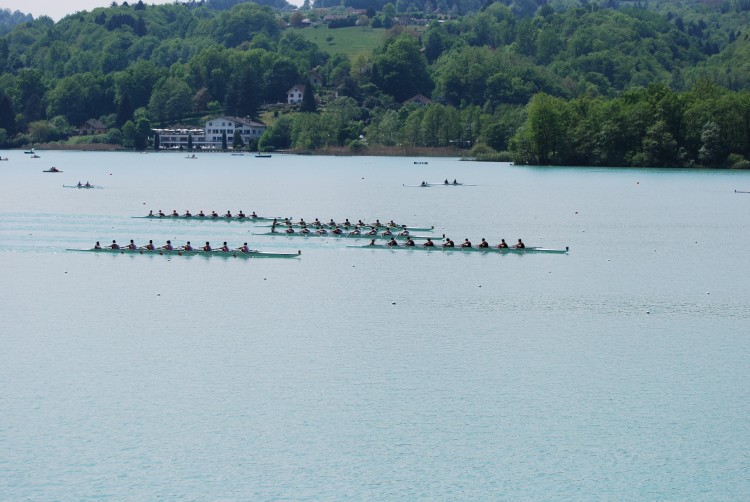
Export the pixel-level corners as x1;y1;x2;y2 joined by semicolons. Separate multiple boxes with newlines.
63;185;100;189
133;214;283;222
43;169;62;173
258;223;435;232
347;244;569;254
67;248;301;258
254;231;438;240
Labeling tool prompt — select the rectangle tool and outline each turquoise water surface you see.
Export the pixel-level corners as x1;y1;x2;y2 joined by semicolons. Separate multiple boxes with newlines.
1;151;749;499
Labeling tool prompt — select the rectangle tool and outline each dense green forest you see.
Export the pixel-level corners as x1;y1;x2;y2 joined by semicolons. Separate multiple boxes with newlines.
1;0;749;166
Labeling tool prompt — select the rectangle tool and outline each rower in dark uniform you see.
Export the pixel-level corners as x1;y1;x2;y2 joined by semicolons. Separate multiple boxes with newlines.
404;237;415;246
160;240;173;251
498;239;509;248
423;238;435;247
94;241;102;249
478;238;489;248
110;240;120;249
443;238;455;248
126;239;137;250
203;241;212;252
143;240;155;250
387;237;398;247
461;238;472;248
515;239;525;249
183;241;193;251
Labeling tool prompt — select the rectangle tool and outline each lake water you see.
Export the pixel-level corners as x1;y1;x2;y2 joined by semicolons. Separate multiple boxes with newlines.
1;151;749;500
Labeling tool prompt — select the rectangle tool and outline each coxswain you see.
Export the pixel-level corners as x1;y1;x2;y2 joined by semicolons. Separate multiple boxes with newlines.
143;240;155;251
404;237;415;246
219;241;229;252
461;238;472;248
515;239;525;249
387;237;398;247
211;211;218;219
126;239;137;250
110;240;120;249
203;241;212;252
184;210;192;217
478;238;489;248
271;223;278;233
332;226;343;235
237;210;245;219
368;239;377;246
161;240;174;251
420;181;428;187
238;242;250;253
94;241;101;249
423;238;435;247
198;210;206;217
498;239;509;248
444;179;449;185
148;210;154;217
224;210;232;218
443;238;455;248
172;209;179;217
158;209;165;217
183;241;193;251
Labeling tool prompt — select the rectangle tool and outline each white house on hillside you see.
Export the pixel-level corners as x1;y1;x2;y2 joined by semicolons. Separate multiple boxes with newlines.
287;85;305;105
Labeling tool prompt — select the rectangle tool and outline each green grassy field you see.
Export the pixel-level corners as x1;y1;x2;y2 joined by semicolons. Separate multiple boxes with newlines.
293;26;388;60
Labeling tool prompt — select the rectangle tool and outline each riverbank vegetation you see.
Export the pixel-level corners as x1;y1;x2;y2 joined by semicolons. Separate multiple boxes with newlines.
1;0;749;166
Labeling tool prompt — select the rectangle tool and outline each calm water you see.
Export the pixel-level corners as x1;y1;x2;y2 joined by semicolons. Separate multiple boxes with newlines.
1;151;749;500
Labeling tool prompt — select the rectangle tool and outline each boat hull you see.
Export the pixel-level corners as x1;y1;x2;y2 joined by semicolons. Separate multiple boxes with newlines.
347;245;569;254
67;248;301;258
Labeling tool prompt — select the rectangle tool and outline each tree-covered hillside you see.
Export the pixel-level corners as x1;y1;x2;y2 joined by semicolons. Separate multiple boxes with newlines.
0;0;749;166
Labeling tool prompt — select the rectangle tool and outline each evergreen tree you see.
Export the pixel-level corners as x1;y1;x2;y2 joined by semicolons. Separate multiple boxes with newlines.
154;132;160;151
233;130;244;149
301;84;317;113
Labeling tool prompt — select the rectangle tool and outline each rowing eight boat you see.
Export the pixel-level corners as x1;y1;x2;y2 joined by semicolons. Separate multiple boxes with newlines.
254;231;437;240
347;244;569;254
133;214;283;222
67;248;301;258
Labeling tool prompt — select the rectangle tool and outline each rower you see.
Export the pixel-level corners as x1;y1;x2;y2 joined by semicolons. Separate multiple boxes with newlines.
126;239;137;250
388;220;397;227
498;239;509;248
203;241;212;252
224;210;232;218
184;210;192;217
183;241;193;251
423;238;435;247
158;210;165;217
219;241;229;252
110;240;120;249
198;210;205;217
366;227;378;236
421;181;427;187
344;218;351;227
398;229;409;236
349;227;361;236
238;242;250;253
271;223;278;233
161;240;173;251
357;219;366;227
444;179;449;185
328;219;336;226
316;227;328;235
461;238;472;248
332;226;343;235
148;210;154;217
300;226;311;234
77;181;82;187
94;241;101;249
453;179;458;185
313;218;321;227
143;240;155;250
237;210;246;219
387;237;398;247
515;239;525;249
374;219;382;228
211;211;219;219
381;229;393;236
172;209;179;217
285;226;295;233
368;239;377;246
251;211;258;218
443;238;455;248
298;218;306;226
85;182;91;187
404;237;415;246
478;238;489;248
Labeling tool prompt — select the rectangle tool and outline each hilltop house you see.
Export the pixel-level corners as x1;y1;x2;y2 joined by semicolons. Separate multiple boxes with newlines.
287;85;306;105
